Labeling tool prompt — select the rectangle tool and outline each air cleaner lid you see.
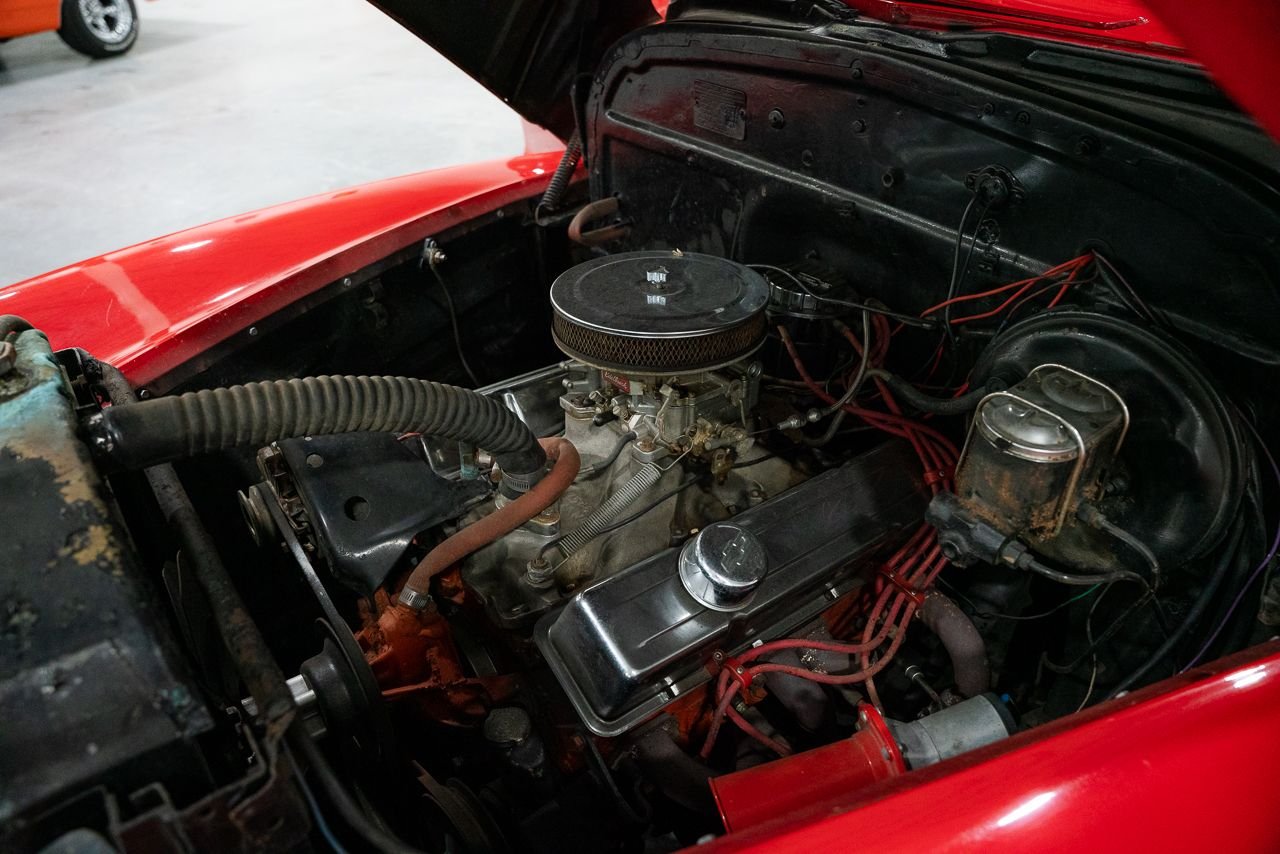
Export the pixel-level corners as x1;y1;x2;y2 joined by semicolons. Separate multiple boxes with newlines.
550;250;769;339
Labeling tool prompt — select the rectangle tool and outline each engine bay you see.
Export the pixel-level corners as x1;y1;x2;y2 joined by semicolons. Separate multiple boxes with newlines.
4;13;1280;854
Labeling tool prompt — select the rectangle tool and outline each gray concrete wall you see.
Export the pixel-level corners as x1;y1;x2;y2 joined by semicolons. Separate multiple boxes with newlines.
0;0;524;286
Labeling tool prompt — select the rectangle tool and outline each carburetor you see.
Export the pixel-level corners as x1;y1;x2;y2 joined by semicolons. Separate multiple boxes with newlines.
929;364;1130;572
551;249;770;466
459;250;792;628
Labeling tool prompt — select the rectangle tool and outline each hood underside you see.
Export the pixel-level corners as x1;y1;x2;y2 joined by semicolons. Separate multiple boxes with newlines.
365;0;659;139
369;0;1280;145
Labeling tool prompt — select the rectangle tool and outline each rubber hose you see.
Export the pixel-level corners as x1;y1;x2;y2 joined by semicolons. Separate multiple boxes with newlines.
919;591;991;698
398;437;579;606
632;729;716;816
92;374;548;479
537;130;582;214
0;315;33;338
869;370;1000;416
96;364;296;730
1106;517;1246;699
577;430;637;480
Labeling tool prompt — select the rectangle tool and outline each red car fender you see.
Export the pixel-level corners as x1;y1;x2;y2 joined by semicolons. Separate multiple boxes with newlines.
0;152;563;388
1140;0;1280;143
703;641;1280;853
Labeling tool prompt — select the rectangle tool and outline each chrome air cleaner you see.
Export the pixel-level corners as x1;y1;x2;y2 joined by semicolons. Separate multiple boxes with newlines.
550;250;770;374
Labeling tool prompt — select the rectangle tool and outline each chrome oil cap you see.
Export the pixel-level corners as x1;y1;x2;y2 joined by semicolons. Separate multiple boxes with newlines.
678;522;768;611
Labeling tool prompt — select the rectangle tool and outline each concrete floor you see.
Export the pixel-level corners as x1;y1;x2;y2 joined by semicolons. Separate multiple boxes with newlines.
0;0;524;286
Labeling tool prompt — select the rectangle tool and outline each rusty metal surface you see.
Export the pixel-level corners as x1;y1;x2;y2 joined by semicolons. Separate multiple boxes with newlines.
96;362;297;737
114;727;310;854
357;590;518;726
0;331;214;831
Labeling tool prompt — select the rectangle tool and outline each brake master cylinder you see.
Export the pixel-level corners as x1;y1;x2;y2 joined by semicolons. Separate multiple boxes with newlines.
929;365;1128;570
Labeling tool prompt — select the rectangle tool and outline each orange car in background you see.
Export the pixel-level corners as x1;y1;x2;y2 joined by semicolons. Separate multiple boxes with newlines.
0;0;137;58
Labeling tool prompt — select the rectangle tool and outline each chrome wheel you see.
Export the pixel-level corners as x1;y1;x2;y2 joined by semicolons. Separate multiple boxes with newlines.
77;0;135;45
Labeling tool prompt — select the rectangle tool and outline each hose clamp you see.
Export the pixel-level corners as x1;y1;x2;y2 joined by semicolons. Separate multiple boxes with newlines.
398;588;434;612
502;463;549;495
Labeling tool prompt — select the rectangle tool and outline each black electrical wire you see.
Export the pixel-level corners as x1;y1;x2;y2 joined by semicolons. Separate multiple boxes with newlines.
941;196;986;350
422;250;482;387
290;746;353;854
1025;557;1147;590
582;727;649;826
975;585;1102;622
1184;420;1280;669
796;313;873;448
746;264;936;328
1041;582;1151;674
993;276;1097;334
1078;504;1162;589
288;726;422;854
731;452;777;469
1106;516;1247;699
824;348;862;396
1092;251;1164;328
814;313;872;419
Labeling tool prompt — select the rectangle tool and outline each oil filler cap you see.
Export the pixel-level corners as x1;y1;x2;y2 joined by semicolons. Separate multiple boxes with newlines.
679;522;767;611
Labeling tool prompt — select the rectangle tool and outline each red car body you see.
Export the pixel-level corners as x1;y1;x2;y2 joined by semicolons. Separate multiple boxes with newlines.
3;1;1279;850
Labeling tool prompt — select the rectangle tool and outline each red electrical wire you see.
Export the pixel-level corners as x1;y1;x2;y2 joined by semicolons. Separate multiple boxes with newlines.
948;257;1089;325
706;256;1098;754
920;254;1091;321
703;325;959;753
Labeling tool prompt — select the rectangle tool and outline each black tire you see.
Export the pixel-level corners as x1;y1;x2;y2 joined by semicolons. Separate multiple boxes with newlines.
57;0;138;59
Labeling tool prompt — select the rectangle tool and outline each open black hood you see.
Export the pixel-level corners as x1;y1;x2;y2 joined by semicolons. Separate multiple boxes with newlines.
367;1;1280;146
366;0;660;139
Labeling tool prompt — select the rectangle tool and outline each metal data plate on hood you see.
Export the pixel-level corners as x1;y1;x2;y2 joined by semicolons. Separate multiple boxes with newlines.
535;440;927;736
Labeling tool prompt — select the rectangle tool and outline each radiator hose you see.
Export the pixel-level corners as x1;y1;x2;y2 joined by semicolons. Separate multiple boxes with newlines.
867;369;1002;416
918;590;991;699
398;437;579;608
89;374;549;486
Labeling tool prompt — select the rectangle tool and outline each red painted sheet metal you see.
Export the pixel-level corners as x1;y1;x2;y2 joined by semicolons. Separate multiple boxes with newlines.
711;704;905;834
1140;0;1280;143
838;0;1186;58
833;1;1280;143
701;641;1280;853
0;152;560;388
